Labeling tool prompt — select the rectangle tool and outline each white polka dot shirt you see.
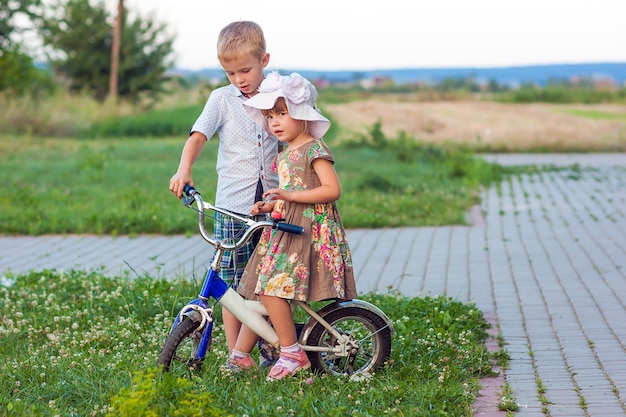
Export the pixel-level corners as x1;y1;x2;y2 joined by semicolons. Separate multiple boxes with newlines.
191;84;279;214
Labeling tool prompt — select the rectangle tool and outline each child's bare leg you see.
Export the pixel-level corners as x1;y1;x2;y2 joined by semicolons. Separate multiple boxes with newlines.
222;307;241;352
222;308;258;372
260;294;310;380
259;295;296;345
233;324;260;354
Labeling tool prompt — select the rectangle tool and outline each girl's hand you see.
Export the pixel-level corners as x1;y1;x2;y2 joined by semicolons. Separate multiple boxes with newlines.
250;200;274;215
263;188;294;202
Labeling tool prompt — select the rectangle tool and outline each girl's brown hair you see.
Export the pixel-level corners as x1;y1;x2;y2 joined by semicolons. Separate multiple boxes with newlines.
262;97;308;135
261;97;288;117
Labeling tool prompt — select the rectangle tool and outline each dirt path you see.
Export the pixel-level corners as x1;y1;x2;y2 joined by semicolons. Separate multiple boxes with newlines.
323;100;626;151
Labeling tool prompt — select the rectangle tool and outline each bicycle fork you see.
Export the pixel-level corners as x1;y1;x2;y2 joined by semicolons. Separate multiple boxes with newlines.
170;268;280;362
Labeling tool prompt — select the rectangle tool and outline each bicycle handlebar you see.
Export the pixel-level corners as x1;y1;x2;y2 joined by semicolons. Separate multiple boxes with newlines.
182;184;303;251
275;222;305;235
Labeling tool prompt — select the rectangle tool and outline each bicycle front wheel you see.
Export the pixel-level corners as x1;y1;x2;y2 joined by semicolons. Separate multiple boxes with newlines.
304;306;392;376
158;316;204;373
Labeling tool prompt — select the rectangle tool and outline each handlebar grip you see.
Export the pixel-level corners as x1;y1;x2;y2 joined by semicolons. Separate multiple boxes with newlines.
183;184;197;196
181;184;199;207
276;222;304;235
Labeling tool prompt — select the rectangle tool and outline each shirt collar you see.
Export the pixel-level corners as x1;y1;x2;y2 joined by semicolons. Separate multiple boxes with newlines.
225;83;252;98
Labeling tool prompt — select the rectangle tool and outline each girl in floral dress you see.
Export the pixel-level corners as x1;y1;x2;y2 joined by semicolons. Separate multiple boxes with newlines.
228;72;357;381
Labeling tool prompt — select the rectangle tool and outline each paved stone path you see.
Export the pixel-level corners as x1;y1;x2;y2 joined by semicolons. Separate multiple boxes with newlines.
1;153;625;416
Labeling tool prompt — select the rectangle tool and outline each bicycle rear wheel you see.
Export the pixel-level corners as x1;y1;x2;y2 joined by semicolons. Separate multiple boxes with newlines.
158;316;204;373
304;306;392;376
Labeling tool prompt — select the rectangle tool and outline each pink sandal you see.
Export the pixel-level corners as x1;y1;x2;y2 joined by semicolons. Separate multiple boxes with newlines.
266;349;311;381
223;354;256;373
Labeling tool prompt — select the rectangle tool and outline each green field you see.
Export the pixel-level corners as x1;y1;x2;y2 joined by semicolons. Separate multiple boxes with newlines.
0;269;497;417
0;131;505;235
0;95;515;417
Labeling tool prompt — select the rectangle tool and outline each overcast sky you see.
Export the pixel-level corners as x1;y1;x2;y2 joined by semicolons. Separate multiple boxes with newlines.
108;0;625;71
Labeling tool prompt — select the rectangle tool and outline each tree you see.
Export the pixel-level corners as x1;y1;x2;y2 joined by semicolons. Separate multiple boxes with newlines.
0;0;52;95
40;0;173;102
0;44;38;93
116;5;173;101
0;0;42;51
109;0;122;99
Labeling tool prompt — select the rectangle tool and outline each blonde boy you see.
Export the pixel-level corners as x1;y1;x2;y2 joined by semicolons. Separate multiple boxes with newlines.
169;21;279;363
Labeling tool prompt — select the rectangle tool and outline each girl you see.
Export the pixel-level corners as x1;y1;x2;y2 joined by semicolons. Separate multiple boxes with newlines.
228;72;357;381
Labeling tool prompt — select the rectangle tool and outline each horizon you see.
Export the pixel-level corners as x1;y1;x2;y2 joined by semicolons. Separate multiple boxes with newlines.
171;61;626;73
168;62;626;87
107;0;626;72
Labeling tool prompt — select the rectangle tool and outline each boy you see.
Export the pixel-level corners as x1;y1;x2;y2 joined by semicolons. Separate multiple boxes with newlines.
169;21;279;366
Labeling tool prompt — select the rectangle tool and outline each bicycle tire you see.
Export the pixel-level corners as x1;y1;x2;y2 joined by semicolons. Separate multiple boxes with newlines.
158;316;204;373
304;307;392;376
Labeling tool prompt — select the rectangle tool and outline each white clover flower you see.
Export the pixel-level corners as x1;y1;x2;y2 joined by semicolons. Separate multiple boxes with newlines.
0;276;15;287
349;372;372;382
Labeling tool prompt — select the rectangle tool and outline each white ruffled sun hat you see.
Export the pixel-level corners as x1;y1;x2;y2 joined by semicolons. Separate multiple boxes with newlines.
244;72;330;139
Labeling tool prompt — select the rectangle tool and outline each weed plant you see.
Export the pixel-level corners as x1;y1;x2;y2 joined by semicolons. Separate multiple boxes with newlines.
0;127;505;235
0;269;493;417
0;82;212;138
0;91;131;137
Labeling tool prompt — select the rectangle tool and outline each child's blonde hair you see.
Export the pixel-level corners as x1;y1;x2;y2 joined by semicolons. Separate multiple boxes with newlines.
217;21;266;63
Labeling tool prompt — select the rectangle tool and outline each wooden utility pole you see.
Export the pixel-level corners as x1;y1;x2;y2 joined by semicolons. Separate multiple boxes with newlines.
109;0;123;99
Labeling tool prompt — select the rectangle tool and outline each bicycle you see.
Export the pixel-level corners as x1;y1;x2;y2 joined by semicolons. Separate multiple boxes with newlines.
158;185;394;377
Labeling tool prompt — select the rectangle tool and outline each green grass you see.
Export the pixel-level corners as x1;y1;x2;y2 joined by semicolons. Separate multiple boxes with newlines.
80;105;203;138
0;111;508;416
0;269;494;417
0;131;505;235
0;100;509;416
558;108;626;121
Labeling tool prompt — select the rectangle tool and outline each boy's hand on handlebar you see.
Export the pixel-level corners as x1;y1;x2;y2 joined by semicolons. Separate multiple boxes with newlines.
169;172;193;199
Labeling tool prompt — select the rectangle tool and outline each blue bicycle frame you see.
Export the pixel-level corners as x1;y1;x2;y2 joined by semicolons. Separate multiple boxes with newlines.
168;185;303;363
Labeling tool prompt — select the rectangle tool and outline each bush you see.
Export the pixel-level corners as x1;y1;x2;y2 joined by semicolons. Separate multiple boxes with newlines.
0;47;55;97
499;85;626;104
107;368;232;417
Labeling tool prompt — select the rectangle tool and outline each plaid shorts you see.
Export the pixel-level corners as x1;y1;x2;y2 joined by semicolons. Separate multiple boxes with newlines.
213;211;257;289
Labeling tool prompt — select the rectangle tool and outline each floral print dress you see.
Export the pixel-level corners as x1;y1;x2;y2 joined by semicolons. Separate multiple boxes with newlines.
237;140;357;302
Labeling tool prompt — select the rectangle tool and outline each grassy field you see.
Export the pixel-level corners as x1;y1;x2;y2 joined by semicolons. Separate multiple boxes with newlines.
0;127;514;416
0;131;504;235
11;90;620;416
324;100;626;152
3;88;625;151
0;269;499;417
